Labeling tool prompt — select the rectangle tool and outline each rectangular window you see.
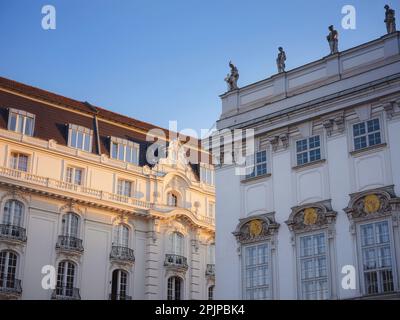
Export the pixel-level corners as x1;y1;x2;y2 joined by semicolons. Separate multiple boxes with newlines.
359;221;394;295
245;150;267;179
200;167;215;186
208;202;215;218
117;180;132;197
7;109;35;136
353;118;382;151
110;138;139;165
298;233;328;300
10;153;28;172
68;124;93;152
66;167;83;185
243;243;271;300
296;135;321;166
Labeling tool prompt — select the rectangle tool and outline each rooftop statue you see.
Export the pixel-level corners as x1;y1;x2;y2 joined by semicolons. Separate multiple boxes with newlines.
385;5;396;34
224;61;239;92
276;47;286;73
326;25;339;55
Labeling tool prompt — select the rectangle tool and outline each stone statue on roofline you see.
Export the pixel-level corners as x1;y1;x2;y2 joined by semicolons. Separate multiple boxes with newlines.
384;5;396;34
276;47;286;73
327;25;339;55
224;61;239;92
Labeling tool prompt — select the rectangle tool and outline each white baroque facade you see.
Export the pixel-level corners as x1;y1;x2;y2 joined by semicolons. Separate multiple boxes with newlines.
212;32;400;300
0;78;215;300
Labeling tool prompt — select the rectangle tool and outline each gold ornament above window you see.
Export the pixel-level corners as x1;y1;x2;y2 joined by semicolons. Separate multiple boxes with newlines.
249;220;263;237
303;208;318;225
364;194;380;214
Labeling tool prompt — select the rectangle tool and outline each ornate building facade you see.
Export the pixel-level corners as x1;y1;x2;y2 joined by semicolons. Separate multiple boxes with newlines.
212;31;400;299
0;77;215;300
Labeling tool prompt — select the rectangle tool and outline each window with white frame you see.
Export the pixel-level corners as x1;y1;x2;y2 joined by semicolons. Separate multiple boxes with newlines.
352;118;382;151
208;202;215;219
61;213;80;238
110;137;140;165
298;233;329;300
295;135;321;166
56;260;76;297
243;243;271;300
68;124;93;152
169;232;184;256
3;200;24;227
208;243;215;264
9;152;28;172
117;179;132;197
113;224;129;248
65;167;83;186
0;250;18;289
167;192;178;207
167;276;182;300
359;220;395;295
111;269;129;300
8;109;35;136
245;146;268;180
200;166;215;186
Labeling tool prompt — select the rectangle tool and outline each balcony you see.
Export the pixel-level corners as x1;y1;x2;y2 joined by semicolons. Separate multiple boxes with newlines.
0;279;22;299
51;286;81;300
55;235;84;254
109;293;132;300
205;264;215;278
0;224;27;243
164;254;188;271
110;246;135;264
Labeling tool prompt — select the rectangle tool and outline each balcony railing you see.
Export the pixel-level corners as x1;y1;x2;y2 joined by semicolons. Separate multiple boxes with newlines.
110;246;135;263
51;286;81;300
0;224;27;242
0;278;22;296
109;293;132;300
206;264;215;277
56;235;84;253
164;254;188;270
0;166;215;227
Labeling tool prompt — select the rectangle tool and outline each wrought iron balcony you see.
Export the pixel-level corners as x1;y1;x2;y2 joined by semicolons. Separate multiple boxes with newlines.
206;264;215;277
0;278;22;297
55;235;84;253
51;286;81;300
109;293;132;300
110;246;135;263
164;254;188;270
0;224;27;243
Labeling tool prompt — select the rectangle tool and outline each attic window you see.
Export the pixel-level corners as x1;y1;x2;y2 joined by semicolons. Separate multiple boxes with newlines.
110;137;140;165
8;108;35;136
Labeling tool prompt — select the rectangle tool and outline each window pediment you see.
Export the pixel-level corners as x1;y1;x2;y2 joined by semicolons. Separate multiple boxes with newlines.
286;200;337;233
344;185;400;222
233;213;279;244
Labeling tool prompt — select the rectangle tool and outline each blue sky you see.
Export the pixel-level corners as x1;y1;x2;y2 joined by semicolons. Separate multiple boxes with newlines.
0;0;396;137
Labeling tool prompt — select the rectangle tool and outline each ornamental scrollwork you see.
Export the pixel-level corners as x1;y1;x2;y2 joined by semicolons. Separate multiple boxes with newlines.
233;213;279;244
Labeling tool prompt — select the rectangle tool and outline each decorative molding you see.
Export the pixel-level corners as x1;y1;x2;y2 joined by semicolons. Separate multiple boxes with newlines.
322;112;345;137
344;185;400;223
383;99;400;120
232;212;280;245
285;199;337;234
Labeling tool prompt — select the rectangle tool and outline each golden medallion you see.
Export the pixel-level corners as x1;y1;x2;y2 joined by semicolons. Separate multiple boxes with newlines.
249;220;263;237
303;208;318;225
364;194;380;214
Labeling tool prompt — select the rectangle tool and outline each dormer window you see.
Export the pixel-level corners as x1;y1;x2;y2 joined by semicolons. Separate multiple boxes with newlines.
200;166;215;186
68;124;93;152
8;108;35;136
110;137;139;165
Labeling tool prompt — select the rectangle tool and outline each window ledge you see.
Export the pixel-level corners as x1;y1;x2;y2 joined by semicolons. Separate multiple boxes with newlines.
292;159;326;171
241;173;271;184
350;143;387;157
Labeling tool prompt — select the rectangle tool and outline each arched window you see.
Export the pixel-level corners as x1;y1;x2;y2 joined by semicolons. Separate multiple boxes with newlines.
169;232;184;256
110;269;129;300
56;260;76;297
208;285;215;300
3;200;23;226
167;276;182;300
0;251;18;290
167;192;178;207
62;213;79;238
113;224;129;248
